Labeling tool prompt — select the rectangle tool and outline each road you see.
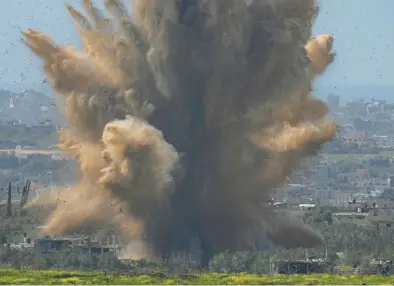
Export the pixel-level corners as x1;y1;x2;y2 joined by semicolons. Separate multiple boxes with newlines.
0;149;63;155
0;149;72;160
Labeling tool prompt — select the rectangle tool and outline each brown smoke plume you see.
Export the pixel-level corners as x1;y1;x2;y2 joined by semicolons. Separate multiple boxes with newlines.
23;0;337;262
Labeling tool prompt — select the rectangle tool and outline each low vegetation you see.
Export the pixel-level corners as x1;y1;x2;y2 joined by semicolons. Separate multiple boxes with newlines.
0;269;392;285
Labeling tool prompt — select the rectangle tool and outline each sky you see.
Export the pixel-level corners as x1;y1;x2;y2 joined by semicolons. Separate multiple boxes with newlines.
0;0;393;93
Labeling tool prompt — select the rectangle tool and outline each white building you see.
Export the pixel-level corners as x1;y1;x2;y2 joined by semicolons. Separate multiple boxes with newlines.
332;212;370;226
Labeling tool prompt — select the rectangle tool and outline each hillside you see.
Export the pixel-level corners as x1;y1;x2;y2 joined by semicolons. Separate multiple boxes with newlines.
0;89;61;125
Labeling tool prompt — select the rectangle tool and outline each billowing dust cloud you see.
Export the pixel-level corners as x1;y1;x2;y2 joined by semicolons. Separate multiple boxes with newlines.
23;0;337;261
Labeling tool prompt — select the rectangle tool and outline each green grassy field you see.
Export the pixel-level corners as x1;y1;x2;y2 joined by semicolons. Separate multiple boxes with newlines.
0;270;393;285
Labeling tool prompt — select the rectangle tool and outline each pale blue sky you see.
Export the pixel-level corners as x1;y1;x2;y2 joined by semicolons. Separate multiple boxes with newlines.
0;0;393;93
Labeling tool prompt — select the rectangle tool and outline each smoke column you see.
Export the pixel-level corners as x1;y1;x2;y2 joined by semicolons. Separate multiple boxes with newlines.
23;0;337;262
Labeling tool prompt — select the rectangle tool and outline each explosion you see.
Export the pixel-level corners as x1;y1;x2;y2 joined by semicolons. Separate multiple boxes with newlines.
23;0;337;262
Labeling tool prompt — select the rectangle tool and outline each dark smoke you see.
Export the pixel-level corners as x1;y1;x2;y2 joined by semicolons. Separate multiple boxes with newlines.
23;0;337;262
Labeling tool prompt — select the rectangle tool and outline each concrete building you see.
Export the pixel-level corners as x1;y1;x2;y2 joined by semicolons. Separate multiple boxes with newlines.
33;236;119;255
340;131;373;147
367;209;394;225
332;212;370;226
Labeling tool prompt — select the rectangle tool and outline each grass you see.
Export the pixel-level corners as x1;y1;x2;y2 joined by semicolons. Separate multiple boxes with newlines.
0;270;393;285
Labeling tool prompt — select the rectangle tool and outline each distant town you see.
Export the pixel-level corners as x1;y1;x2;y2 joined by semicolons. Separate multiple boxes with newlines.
3;89;394;226
272;94;394;227
2;89;394;274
